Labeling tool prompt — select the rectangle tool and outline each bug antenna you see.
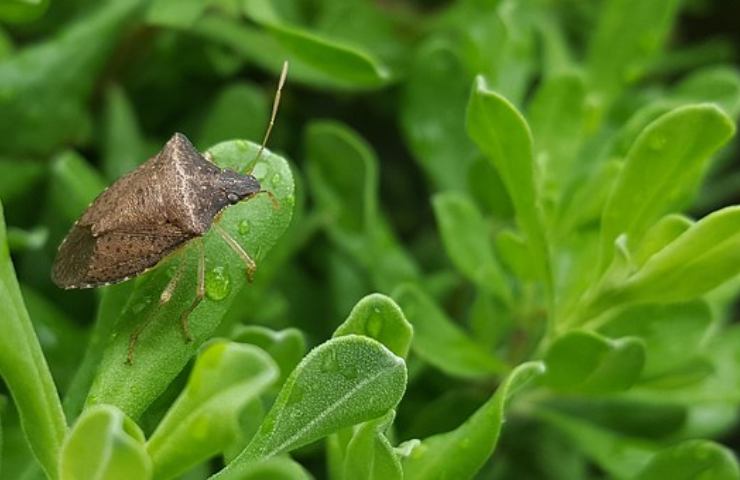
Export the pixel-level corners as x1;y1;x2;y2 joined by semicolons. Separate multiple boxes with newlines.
249;61;289;171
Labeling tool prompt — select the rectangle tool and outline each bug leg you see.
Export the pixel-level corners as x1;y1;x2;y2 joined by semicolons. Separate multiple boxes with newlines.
179;238;206;342
127;257;187;365
213;223;256;282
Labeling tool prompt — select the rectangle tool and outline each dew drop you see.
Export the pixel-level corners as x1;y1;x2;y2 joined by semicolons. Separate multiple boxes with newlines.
205;266;231;301
320;350;340;373
271;172;282;186
238;219;251;236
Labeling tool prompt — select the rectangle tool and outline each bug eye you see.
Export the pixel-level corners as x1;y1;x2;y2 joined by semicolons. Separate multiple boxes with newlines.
227;193;240;203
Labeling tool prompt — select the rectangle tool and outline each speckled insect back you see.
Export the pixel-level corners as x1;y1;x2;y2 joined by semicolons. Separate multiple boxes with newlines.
52;61;289;364
51;133;261;288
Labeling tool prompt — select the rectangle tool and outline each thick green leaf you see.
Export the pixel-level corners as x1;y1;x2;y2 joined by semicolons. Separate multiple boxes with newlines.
539;409;657;479
216;335;407;478
527;71;586;201
231;325;306;387
600;104;735;269
147;0;207;28
60;405;150;480
636;439;740;480
401;40;476;191
0;0;50;24
20;285;87;390
147;341;279;480
305;120;419;291
433;192;510;302
544;330;645;394
632;214;693;267
494;229;536;281
467;76;550;290
342;410;402;480
333;293;413;359
673;66;740;118
402;361;545;480
0;0;143;156
586;0;681;99
242;0;392;88
0;201;66;479
220;456;311;480
85;140;294;419
597;206;740;308
599;301;711;378
394;284;508;378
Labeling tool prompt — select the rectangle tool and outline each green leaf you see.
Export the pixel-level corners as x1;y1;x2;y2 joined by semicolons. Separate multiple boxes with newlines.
600;104;735;269
432;192;510;302
673;66;740;118
401;40;476;191
147;0;207;28
467;76;550;290
598;206;740;307
305;120;418;291
527;71;586;200
0;0;49;24
20;285;87;390
632;214;693;267
48;150;106;224
193;9;390;91
333;293;413;359
544;330;645;394
586;0;681;99
402;361;545;480
0;201;66;479
495;229;537;281
85;140;294;419
147;341;279;480
102;85;147;181
231;325;306;387
0;0;144;156
342;410;402;480
636;440;740;480
538;409;657;479
393;284;508;378
599;301;711;378
216;335;407;478
242;0;392;87
219;456;311;480
60;404;151;480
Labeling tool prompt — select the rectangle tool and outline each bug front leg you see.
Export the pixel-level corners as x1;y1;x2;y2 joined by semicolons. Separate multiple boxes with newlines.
214;223;256;282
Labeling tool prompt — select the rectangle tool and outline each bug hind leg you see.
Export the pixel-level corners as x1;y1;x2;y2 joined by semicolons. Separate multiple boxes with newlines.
178;238;206;342
126;255;188;365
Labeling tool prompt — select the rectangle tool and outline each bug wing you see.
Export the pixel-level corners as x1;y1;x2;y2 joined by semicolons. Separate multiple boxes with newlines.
52;224;193;289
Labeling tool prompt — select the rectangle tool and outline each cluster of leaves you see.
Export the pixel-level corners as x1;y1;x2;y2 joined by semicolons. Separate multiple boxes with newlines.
0;0;739;479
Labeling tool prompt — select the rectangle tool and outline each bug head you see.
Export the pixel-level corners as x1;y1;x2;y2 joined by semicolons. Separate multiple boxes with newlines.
218;169;262;205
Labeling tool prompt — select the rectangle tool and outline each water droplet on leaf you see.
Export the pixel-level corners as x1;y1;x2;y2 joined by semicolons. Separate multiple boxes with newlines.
321;350;340;373
238;220;251;236
205;266;231;301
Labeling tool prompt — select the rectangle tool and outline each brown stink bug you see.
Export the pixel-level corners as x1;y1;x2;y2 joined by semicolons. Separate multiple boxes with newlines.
52;62;288;364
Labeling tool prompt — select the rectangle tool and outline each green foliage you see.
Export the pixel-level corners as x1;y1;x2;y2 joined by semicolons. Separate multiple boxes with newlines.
0;0;739;479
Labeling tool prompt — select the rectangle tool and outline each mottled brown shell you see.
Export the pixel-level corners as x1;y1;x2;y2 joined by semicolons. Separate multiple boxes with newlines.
52;133;261;289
